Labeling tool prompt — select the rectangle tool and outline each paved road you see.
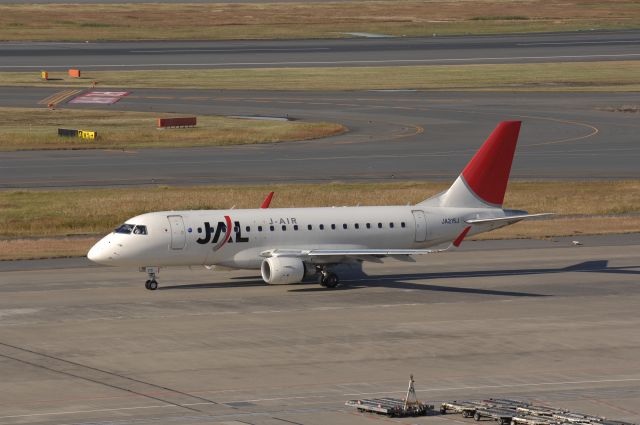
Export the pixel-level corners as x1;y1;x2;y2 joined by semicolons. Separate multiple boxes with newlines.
1;234;639;424
1;31;639;71
1;88;638;188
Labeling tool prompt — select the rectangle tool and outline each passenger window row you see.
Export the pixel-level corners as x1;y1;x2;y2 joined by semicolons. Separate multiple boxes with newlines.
239;222;406;233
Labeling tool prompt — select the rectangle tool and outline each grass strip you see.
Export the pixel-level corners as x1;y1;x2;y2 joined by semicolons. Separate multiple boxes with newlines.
3;61;640;92
0;1;639;41
0;107;345;151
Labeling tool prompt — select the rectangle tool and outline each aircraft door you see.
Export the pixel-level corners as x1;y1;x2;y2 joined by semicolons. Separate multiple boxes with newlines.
412;210;427;242
167;215;187;250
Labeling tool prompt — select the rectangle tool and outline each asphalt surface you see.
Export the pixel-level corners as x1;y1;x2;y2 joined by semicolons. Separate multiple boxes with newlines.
1;234;639;425
0;0;346;3
1;31;640;71
1;88;639;188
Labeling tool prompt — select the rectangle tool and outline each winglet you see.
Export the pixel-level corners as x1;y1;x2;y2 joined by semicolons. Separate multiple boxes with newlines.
261;192;274;209
453;226;472;247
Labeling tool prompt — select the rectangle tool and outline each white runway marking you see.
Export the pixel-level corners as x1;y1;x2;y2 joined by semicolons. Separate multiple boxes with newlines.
518;40;640;46
130;48;331;53
2;377;638;420
344;377;640;396
2;53;640;69
0;403;176;419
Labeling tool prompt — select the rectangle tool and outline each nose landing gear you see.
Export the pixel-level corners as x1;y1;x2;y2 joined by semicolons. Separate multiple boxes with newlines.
145;279;158;290
141;266;160;290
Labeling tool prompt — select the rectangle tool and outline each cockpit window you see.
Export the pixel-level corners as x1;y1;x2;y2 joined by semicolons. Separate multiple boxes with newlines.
133;225;147;235
114;224;134;234
114;224;147;235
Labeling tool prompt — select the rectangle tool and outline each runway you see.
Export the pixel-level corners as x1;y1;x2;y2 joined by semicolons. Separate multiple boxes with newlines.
1;88;639;188
1;31;639;71
0;234;639;424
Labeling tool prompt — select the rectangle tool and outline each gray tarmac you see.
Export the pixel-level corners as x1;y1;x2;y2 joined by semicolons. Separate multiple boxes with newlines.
1;233;639;424
1;88;639;188
0;0;348;3
1;31;639;71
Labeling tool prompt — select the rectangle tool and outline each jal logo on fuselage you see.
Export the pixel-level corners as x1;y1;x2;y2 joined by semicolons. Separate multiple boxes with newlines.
196;220;249;245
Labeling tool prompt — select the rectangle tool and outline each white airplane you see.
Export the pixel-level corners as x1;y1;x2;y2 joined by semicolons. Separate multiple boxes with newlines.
88;121;549;290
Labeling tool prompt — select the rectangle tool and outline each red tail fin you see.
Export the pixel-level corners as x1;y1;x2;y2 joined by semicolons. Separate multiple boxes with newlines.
461;121;521;206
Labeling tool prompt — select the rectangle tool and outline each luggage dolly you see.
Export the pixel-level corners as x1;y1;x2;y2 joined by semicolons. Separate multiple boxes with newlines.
472;407;516;425
512;415;557;425
345;375;434;418
440;400;482;418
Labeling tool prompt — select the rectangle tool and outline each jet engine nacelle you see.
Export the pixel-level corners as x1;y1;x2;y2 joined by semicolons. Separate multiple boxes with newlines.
260;257;305;285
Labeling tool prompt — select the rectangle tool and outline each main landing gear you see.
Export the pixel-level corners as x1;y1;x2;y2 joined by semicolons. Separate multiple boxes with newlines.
141;266;160;291
318;267;340;288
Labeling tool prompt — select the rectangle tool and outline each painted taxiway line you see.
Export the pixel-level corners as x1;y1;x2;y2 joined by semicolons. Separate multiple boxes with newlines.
518;40;639;46
2;53;640;69
343;377;640;397
0;403;179;419
2;376;639;419
37;89;83;105
130;48;331;53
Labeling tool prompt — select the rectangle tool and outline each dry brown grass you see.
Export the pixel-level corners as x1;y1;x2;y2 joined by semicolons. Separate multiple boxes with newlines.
0;107;345;151
0;237;98;261
0;1;638;41
3;61;640;92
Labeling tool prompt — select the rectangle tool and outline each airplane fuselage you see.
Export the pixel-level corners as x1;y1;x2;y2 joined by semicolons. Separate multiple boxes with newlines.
89;205;505;269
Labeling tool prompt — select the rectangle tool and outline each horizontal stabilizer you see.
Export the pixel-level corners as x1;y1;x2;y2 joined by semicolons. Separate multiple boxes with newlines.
465;213;553;225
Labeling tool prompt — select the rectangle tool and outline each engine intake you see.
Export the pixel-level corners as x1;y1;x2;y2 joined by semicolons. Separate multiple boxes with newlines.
261;257;305;285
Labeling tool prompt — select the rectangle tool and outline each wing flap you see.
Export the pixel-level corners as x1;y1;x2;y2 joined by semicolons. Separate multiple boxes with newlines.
261;246;451;262
260;226;473;263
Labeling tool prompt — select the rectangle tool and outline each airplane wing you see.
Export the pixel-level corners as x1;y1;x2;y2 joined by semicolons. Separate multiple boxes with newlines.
465;213;553;225
260;248;445;264
260;227;472;263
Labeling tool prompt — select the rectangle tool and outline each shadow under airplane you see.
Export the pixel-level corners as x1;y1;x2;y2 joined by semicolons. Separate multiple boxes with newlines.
160;260;639;296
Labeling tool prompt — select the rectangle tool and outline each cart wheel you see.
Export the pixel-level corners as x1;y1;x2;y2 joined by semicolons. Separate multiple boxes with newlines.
474;412;481;421
440;407;447;414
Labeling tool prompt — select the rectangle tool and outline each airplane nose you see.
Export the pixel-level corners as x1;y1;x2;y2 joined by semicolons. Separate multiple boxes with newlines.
87;241;109;264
